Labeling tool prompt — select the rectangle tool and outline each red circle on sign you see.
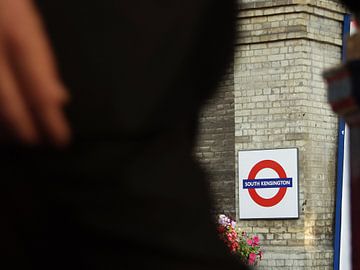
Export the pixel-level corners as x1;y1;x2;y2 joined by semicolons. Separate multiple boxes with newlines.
248;160;287;207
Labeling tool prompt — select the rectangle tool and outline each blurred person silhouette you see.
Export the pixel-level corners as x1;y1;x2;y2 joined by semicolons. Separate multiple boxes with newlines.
331;0;360;268
0;0;247;269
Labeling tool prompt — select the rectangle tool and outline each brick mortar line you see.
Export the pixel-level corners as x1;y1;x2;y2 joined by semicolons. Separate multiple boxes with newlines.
238;7;345;22
235;36;342;47
307;3;347;16
239;3;298;12
238;1;346;15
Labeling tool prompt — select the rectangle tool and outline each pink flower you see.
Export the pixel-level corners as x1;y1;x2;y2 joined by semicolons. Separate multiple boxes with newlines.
246;238;253;246
217;214;263;266
248;252;257;265
230;242;239;252
252;235;260;246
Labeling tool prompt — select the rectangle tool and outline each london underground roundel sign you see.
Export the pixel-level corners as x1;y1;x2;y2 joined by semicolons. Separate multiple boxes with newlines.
238;148;299;219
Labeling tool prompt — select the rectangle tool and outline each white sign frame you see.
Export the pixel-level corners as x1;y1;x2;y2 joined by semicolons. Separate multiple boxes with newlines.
238;148;299;220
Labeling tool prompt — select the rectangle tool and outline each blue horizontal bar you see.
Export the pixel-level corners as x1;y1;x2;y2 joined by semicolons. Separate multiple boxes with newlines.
243;178;293;189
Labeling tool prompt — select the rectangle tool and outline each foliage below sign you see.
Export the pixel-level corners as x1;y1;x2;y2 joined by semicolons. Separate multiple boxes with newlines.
238;148;299;219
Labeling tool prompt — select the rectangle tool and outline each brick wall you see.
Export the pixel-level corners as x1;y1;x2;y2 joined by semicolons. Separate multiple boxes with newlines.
234;1;345;267
196;0;347;269
195;68;236;217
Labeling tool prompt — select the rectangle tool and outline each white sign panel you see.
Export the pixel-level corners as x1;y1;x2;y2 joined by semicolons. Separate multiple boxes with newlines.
340;125;351;270
238;148;299;219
